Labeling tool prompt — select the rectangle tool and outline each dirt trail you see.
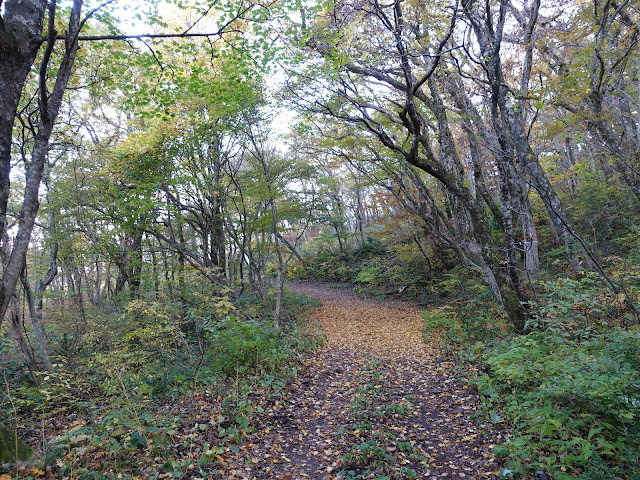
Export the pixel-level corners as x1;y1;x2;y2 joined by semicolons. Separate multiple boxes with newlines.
225;282;501;479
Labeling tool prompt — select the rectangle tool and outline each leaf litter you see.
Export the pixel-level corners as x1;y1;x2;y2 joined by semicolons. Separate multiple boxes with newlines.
5;282;504;480
223;281;503;479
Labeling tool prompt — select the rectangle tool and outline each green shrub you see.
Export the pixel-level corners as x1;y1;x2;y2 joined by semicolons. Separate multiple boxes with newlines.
477;328;640;478
422;286;507;358
0;270;322;479
281;290;322;320
298;235;432;293
0;428;33;463
234;289;321;322
421;272;640;478
356;264;381;284
527;273;626;335
206;317;288;376
565;171;640;256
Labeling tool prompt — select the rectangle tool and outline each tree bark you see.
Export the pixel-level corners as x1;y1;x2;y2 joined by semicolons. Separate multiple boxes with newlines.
462;0;587;274
250;131;289;327
304;0;530;330
0;0;84;326
8;296;40;384
21;240;58;373
0;0;47;250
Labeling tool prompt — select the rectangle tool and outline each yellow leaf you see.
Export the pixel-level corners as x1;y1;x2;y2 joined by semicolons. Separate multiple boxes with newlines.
1;474;12;480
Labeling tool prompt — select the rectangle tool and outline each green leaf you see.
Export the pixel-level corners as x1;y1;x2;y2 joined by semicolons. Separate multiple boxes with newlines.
498;468;519;479
492;445;510;458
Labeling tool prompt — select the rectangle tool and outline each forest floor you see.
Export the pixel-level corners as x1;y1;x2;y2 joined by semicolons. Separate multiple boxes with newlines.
3;282;505;480
224;281;504;480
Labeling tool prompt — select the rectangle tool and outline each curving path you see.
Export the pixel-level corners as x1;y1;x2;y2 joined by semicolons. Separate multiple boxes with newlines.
224;281;502;480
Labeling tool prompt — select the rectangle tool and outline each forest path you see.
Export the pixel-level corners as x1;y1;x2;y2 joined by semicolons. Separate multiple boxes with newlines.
225;282;501;480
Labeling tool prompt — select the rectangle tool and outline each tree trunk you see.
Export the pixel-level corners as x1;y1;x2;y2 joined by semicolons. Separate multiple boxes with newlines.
94;258;102;305
0;0;84;325
21;241;57;373
0;0;47;250
150;244;159;299
521;207;539;279
128;230;144;299
8;296;40;384
354;175;366;248
463;0;588;275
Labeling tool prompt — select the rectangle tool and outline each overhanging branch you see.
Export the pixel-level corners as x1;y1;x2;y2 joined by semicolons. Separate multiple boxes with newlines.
46;30;245;42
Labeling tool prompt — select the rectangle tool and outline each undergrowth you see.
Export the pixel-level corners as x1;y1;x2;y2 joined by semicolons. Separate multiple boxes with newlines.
295;236;433;298
0;282;321;479
422;272;640;480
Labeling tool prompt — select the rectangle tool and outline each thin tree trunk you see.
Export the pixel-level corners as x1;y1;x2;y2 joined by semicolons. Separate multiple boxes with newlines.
8;296;40;384
354;176;366;248
413;234;432;279
151;243;159;299
521;207;539;279
20;241;57;373
94;258;102;305
69;268;87;356
104;262;113;299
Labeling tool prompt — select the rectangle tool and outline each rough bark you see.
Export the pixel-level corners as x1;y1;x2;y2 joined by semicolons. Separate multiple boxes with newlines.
0;0;84;327
0;0;48;249
462;0;586;274
304;0;530;331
